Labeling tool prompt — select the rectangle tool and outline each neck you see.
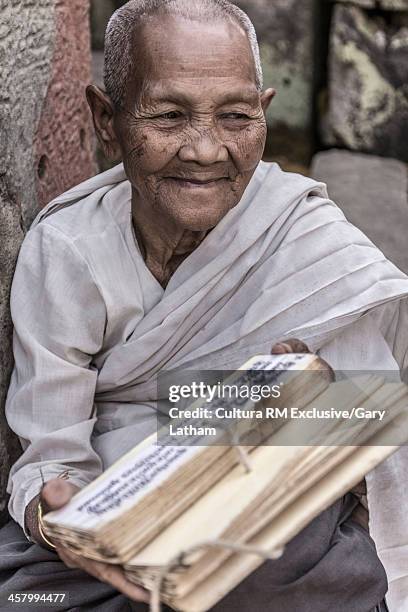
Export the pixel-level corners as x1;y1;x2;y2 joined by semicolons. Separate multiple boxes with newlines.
131;190;209;288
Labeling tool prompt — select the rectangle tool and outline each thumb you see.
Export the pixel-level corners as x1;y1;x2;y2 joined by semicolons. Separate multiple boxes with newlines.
41;479;79;513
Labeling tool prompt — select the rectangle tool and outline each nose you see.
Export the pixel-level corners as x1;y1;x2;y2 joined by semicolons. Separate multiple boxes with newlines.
178;129;229;165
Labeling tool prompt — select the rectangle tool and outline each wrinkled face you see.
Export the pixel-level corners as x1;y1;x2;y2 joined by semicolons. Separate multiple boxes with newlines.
113;15;272;231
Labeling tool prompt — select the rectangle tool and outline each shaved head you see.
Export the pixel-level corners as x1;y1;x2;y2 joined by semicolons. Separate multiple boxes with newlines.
104;0;263;108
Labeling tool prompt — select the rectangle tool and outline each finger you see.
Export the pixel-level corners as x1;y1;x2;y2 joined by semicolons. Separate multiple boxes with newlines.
57;546;96;571
95;564;150;603
41;479;79;513
271;338;310;354
284;339;310;353
57;548;150;604
56;547;79;569
271;342;288;355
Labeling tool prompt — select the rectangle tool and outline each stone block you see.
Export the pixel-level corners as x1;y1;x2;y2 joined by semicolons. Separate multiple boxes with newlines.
0;0;55;526
335;0;408;10
324;5;408;162
235;0;318;163
34;0;97;213
311;149;408;273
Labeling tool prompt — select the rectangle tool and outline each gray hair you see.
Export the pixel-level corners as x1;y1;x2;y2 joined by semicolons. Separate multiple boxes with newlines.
104;0;264;108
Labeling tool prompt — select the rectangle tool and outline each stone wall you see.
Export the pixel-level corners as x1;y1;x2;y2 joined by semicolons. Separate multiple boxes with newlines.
234;0;319;164
323;4;408;161
312;150;408;273
0;0;96;525
235;0;408;164
336;0;408;9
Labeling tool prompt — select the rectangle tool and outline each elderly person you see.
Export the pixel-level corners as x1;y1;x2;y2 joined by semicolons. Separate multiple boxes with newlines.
1;0;408;610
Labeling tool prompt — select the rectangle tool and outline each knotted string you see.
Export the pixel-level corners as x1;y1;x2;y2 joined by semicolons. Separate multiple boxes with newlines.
230;424;253;474
149;428;261;611
150;539;284;612
234;444;252;473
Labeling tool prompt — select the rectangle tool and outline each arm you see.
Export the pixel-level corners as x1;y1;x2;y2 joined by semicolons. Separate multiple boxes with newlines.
6;222;106;534
6;222;150;603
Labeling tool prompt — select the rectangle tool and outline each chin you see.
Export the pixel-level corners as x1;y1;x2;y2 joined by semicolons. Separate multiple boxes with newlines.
175;207;235;232
157;182;241;229
163;197;239;232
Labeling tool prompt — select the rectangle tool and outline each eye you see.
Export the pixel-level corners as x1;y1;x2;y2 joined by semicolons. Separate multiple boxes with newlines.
221;113;250;120
159;111;184;120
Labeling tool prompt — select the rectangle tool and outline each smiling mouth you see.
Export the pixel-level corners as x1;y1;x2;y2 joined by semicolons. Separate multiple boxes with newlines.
166;177;229;188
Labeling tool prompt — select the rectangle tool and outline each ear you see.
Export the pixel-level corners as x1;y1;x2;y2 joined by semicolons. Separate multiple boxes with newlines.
260;88;276;115
86;85;122;162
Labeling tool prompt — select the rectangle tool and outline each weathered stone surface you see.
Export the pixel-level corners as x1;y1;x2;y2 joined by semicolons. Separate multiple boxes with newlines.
35;0;97;211
324;5;408;162
234;0;317;163
0;180;25;526
0;0;95;525
335;0;408;10
311;150;408;273
0;0;55;228
0;0;56;525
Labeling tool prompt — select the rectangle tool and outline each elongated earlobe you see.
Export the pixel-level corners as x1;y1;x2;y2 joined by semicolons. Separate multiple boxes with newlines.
86;85;122;162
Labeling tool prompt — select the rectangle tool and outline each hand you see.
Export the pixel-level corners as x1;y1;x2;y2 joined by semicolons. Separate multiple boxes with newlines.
271;337;334;381
37;479;150;604
271;338;312;355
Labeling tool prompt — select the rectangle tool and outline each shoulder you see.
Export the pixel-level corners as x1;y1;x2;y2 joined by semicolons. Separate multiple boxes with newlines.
12;222;104;307
39;183;131;246
23;166;132;276
30;164;131;248
17;221;90;272
249;160;343;228
258;160;329;200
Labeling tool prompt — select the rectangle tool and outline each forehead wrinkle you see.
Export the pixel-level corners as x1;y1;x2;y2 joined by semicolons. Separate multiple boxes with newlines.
142;57;255;88
142;80;259;108
146;45;255;77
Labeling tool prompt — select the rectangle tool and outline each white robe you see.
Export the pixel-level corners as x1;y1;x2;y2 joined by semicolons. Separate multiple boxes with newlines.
6;160;408;609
